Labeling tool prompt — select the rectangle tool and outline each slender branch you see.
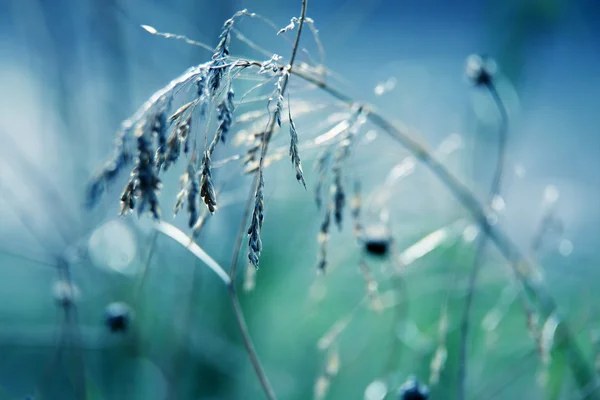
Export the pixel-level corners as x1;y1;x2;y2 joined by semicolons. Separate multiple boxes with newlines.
228;285;277;400
457;81;509;400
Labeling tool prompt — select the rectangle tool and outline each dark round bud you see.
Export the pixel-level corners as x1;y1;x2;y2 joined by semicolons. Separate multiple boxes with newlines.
104;302;132;333
465;54;497;86
361;224;392;256
398;377;429;400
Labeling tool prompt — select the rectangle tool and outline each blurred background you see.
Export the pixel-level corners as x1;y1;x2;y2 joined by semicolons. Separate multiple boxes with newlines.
0;0;599;399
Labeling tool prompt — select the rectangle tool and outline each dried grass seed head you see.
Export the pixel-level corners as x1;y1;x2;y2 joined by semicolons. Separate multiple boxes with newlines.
215;85;235;144
187;162;200;227
119;181;135;215
131;128;162;220
152;110;168;168
199;151;217;214
247;173;265;269
208;10;246;96
271;72;287;128
288;104;306;188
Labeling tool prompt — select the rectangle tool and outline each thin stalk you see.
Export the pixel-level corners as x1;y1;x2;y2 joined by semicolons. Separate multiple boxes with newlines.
457;81;508;400
229;284;277;400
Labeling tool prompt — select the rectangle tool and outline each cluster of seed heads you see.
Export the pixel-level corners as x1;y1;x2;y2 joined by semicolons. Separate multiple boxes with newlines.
88;8;312;275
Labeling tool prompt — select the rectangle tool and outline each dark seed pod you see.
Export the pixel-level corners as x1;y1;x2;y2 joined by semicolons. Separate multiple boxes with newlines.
104;302;132;333
398;377;429;400
465;54;496;86
360;224;392;256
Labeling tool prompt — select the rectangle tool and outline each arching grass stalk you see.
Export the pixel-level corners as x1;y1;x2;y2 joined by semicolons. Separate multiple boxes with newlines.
285;66;599;399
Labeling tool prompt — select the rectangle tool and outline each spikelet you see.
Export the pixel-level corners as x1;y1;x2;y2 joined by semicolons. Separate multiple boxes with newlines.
199;151;217;213
272;72;286;128
288;105;306;188
162;130;181;172
196;74;209;118
168;101;194;123
187;165;200;228
208;10;246;95
247;173;264;269
119;181;135;215
316;208;331;272
152;111;168;170
215;85;235;144
129;128;162;220
330;168;345;231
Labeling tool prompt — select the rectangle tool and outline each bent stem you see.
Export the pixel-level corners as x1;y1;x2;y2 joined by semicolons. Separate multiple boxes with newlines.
457;81;509;400
286;68;598;397
155;221;275;399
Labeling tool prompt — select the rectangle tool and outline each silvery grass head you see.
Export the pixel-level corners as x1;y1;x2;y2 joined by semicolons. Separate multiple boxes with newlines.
85;8;365;272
